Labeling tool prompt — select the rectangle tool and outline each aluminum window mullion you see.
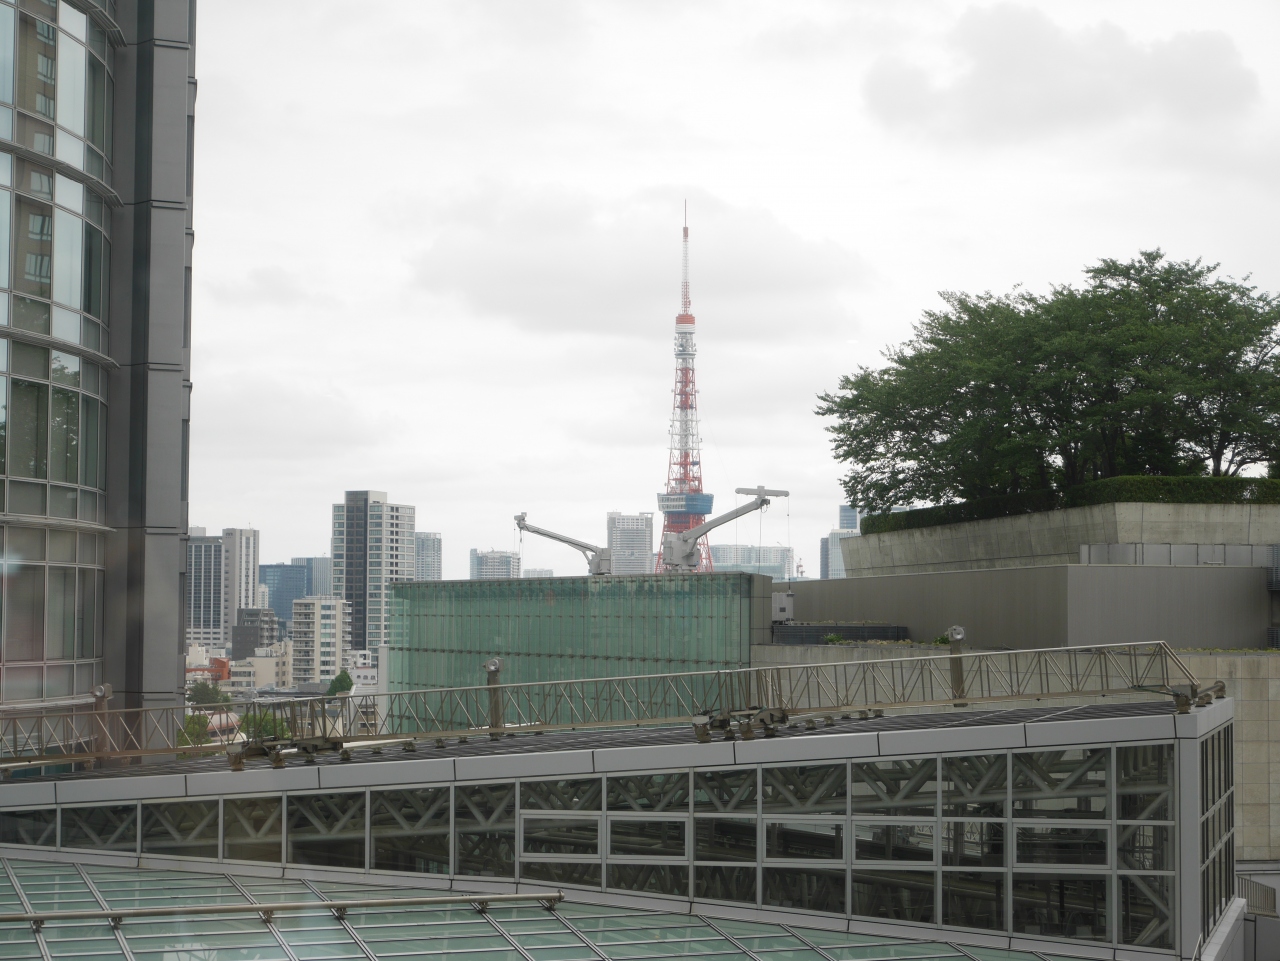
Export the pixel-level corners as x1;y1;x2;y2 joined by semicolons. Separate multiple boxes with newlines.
70;863;141;961
222;873;303;961
547;911;610;960
701;916;772;961
2;857;54;961
515;778;522;882
781;923;843;961
1110;741;1117;946
476;911;539;961
298;878;378;961
755;763;762;910
935;753;942;925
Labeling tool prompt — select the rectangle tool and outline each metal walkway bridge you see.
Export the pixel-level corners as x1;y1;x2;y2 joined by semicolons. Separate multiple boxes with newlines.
0;642;1212;771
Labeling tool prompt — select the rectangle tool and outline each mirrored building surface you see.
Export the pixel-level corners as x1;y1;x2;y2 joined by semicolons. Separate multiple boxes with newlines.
0;0;195;709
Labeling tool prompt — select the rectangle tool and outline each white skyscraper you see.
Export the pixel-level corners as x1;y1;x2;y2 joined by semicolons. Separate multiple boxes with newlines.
332;492;416;651
470;549;520;579
291;596;352;689
708;544;795;580
821;505;862;579
414;532;442;580
223;528;261;636
606;512;654;574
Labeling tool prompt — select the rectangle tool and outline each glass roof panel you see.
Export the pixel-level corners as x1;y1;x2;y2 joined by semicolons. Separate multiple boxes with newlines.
733;935;822;950
289;950;366;961
130;950;289;961
526;948;600;961
0;858;1125;961
961;951;1045;961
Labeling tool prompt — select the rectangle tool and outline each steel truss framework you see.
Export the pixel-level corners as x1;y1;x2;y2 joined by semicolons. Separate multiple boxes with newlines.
0;740;1196;949
0;642;1207;769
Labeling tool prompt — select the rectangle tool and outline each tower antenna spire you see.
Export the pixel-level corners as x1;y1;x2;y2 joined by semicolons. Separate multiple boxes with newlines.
681;200;691;316
657;205;713;572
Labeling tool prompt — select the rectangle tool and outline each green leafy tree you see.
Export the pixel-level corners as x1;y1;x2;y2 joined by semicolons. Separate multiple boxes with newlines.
186;679;231;707
818;251;1280;513
326;670;354;697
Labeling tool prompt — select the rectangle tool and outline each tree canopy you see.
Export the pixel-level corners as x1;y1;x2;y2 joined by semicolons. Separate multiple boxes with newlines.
326;670;354;697
186;679;231;707
817;251;1280;514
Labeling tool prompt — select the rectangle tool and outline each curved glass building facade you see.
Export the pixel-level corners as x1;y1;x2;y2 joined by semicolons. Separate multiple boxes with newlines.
0;0;195;708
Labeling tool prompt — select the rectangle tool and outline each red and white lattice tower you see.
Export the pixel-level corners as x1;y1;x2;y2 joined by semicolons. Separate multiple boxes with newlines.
656;209;714;572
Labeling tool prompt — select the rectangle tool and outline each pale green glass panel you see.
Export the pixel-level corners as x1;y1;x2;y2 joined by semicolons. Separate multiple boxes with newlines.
0;189;11;288
54;34;84;135
0;5;14;105
52;206;81;306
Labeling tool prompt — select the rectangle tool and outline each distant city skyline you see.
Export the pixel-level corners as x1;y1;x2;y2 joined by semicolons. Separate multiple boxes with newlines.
186;5;1280;582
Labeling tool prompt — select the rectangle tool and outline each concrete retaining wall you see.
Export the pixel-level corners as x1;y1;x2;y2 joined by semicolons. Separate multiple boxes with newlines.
776;564;1269;650
842;502;1280;577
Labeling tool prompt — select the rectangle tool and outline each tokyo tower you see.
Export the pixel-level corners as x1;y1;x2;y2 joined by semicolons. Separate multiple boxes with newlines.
656;207;713;572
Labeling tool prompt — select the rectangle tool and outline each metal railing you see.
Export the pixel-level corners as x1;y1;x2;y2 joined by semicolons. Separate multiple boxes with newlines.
0;642;1207;769
1239;876;1279;917
0;891;564;932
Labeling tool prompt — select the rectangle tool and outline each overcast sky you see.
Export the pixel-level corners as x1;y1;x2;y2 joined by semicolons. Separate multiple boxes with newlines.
190;1;1280;579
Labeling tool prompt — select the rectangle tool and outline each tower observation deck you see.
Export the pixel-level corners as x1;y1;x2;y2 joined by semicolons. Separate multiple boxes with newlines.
657;210;713;571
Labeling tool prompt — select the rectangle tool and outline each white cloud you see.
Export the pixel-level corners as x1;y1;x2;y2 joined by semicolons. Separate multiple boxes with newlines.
414;186;867;340
864;4;1260;142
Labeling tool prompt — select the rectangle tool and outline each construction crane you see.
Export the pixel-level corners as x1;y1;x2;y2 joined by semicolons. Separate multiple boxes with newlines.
661;486;789;573
514;513;612;575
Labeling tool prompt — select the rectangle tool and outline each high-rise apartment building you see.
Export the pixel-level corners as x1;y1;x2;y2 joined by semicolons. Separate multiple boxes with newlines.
221;528;259;643
184;527;259;650
259;562;307;633
185;530;224;649
606;512;654;574
293;555;333;596
230;608;278;661
0;2;196;708
708;544;794;580
291;596;351;689
470;549;520;579
332;492;415;651
414;532;442;580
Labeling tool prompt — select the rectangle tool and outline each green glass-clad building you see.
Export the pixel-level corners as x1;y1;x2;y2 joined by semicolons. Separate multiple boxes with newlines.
389;573;773;690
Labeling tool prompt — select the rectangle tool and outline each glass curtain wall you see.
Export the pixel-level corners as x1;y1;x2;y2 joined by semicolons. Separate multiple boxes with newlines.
0;0;114;702
0;742;1187;951
390;572;757;691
